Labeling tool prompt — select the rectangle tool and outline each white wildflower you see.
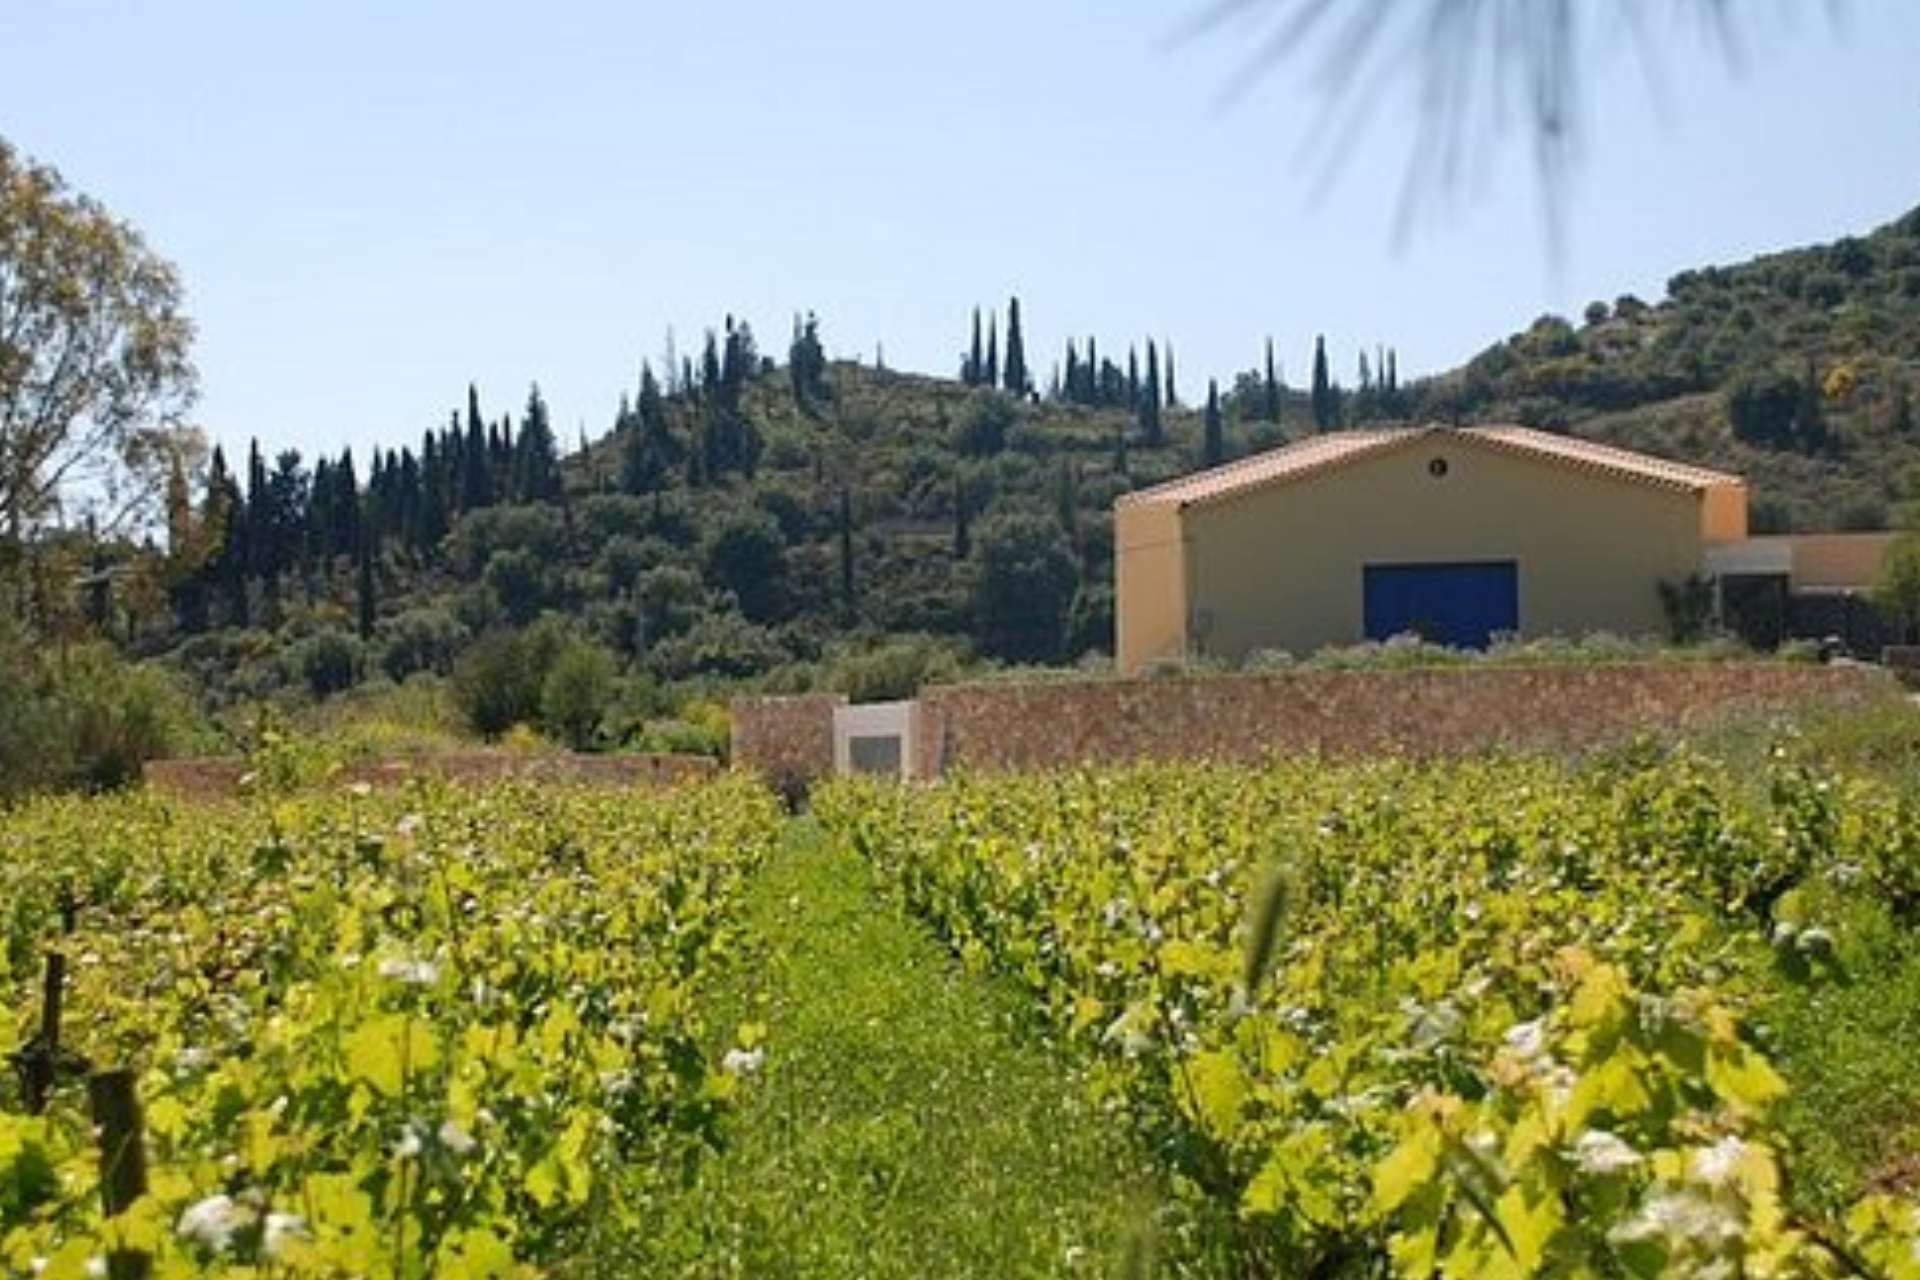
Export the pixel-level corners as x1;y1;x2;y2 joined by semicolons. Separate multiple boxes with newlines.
1691;1136;1748;1188
721;1046;766;1076
263;1211;308;1257
394;812;424;837
1102;1008;1154;1056
173;1045;210;1072
437;1118;476;1156
177;1192;249;1252
377;956;440;986
1796;926;1835;956
393;1125;425;1160
83;1260;106;1280
1502;1018;1548;1061
1571;1128;1642;1175
1611;1188;1742;1248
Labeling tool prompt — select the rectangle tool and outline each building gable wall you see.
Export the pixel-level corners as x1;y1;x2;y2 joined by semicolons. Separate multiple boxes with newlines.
1180;435;1705;661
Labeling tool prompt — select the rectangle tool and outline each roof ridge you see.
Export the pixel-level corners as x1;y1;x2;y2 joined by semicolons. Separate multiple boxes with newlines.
1117;422;1740;512
1116;426;1427;509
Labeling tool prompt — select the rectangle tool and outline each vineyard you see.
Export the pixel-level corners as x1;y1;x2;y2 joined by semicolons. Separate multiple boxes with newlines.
3;744;1920;1277
0;777;783;1278
817;747;1920;1277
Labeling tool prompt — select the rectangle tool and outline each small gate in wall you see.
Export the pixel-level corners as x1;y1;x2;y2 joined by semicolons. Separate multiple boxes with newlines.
832;700;922;779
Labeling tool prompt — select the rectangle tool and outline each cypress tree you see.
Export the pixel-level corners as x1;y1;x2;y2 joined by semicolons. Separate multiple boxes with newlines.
984;315;999;390
622;363;681;494
1139;342;1164;447
245;438;271;583
462;390;491;511
512;384;561;503
699;332;722;403
356;541;377;642
1003;297;1029;397
1063;340;1081;404
1263;338;1281;424
1127;348;1140;411
418;434;447;551
1163;343;1178;409
789;312;828;410
1203;379;1225;467
333;450;361;561
1311;335;1335;431
396;448;424;554
966;308;984;386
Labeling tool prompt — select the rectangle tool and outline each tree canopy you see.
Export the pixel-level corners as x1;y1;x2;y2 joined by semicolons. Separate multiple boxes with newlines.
0;135;198;550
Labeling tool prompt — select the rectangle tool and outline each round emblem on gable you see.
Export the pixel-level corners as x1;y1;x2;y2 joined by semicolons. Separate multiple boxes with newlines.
1427;457;1450;478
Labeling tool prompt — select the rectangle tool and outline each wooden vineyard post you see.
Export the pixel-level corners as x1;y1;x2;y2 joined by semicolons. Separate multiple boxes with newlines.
88;1069;152;1280
13;951;65;1114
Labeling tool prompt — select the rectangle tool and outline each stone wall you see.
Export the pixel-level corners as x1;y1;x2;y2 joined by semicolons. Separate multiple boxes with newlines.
732;663;1901;779
727;692;845;793
916;663;1897;772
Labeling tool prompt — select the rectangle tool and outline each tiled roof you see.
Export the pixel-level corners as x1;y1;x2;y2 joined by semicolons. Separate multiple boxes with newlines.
1117;424;1742;511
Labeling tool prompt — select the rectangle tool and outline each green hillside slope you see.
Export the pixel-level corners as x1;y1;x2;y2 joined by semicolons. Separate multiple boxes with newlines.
1408;205;1920;531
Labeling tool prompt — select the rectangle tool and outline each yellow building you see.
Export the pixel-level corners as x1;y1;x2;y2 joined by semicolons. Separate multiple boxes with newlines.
1115;425;1751;672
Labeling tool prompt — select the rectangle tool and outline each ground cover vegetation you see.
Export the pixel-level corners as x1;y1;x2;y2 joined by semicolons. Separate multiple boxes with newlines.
814;741;1920;1277
0;775;783;1276
618;822;1239;1278
5;716;1920;1274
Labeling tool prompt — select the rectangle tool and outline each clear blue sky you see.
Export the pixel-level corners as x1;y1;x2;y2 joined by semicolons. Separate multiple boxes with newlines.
6;1;1918;466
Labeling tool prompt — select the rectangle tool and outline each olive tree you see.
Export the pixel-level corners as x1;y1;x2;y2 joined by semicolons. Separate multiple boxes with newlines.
1;135;198;556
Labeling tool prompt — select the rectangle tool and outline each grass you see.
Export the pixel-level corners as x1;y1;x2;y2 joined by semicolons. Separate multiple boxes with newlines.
601;820;1237;1279
1763;893;1920;1212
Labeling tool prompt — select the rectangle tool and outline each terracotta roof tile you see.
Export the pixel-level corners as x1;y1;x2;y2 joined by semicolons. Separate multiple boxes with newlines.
1117;424;1741;511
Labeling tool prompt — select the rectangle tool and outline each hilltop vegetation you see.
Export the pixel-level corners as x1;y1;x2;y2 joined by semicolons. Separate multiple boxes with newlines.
1408;205;1920;532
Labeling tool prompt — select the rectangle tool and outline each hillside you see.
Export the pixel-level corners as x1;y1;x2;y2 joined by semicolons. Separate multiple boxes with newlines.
144;339;1247;744
1405;204;1920;531
23;208;1920;754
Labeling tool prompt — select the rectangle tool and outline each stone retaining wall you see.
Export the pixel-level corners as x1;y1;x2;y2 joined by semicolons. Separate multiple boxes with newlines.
731;662;1901;782
726;692;845;795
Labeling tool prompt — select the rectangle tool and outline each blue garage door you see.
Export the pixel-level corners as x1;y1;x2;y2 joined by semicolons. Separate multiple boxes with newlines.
1363;561;1518;649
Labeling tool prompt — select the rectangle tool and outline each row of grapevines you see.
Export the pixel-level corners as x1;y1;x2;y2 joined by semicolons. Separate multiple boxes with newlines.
816;751;1920;1278
0;775;783;1278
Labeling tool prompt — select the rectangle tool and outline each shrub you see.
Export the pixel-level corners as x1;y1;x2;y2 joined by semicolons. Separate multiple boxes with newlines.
451;627;563;739
0;631;200;796
540;640;618;751
828;636;967;703
378;607;469;682
295;628;363;697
